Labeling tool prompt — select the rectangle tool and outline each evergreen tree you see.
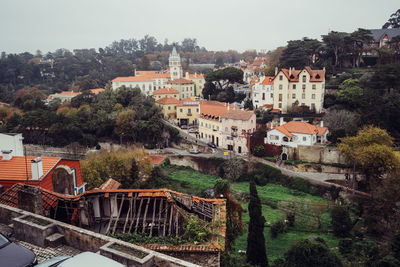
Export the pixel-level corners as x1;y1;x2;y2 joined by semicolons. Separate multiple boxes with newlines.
246;180;268;267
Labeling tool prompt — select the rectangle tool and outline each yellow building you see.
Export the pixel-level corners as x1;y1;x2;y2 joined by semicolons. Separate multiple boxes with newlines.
176;98;200;126
273;66;326;113
167;78;195;100
155;97;180;120
198;101;234;147
185;72;205;97
152;87;179;100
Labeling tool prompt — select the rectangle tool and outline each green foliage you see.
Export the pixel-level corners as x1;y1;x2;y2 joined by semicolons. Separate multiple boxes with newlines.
244;98;253;110
221;252;257;267
270;221;287;238
282;238;343;267
221;158;248;182
108;232;186;246
338;238;353;255
247;181;268;267
382;9;400;29
331;206;353;237
374;255;400;267
183;216;210;244
393;232;400;260
252;145;265;157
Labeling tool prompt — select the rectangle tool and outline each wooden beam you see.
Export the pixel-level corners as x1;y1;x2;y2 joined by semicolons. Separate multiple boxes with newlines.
175;210;179;237
142;198;150;233
168;204;173;236
157;199;163;236
134;198;144;233
128;194;137;233
112;194;125;234
149;198;157;237
105;194;117;234
163;202;168;237
123;197;132;233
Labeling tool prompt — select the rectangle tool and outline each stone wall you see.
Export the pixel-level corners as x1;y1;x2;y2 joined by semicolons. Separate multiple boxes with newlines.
296;145;346;164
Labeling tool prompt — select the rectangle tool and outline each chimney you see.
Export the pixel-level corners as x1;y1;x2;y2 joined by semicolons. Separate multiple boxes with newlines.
320;121;324;127
31;157;43;180
289;67;292;76
1;150;13;161
275;67;278;76
280;117;284;126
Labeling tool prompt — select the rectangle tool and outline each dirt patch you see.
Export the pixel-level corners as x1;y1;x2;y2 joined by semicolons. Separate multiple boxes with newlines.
109;243;148;259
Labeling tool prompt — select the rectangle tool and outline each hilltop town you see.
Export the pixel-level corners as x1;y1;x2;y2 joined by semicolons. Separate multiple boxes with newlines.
1;7;400;267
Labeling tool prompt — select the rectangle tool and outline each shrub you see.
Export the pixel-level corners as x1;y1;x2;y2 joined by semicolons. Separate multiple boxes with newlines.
331;206;353;237
270;221;287;238
374;255;400;267
286;212;295;227
338;238;353;255
252;145;265;157
392;232;400;260
183;216;210;244
291;177;312;193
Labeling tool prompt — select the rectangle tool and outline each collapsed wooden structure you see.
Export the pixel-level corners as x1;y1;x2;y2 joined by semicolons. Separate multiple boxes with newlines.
0;184;226;250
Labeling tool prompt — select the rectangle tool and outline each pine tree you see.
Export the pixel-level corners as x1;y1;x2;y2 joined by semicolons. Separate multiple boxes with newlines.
246;180;268;267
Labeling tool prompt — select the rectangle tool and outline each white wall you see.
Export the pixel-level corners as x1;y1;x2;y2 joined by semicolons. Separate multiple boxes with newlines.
0;133;24;156
265;129;316;148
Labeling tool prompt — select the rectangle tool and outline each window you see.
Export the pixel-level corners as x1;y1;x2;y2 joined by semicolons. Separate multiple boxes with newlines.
302;75;306;82
292;93;296;99
303;136;307;141
225;127;228;132
292;84;296;89
311;103;315;110
302;94;305;99
279;84;283;90
279;75;283;80
271;93;273;98
278;103;282;108
196;108;199;113
312;94;315;99
168;106;171;110
302;84;306;90
188;108;191;114
279;94;282;101
262;93;265;100
174;106;176;110
180;108;183;113
312;84;316;90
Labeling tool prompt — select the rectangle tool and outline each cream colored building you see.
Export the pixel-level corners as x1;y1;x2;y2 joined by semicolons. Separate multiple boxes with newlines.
152;87;179;100
221;110;256;154
176;99;200;126
167;78;195;100
184;72;205;97
198;101;233;147
155;97;180;120
273;66;325;113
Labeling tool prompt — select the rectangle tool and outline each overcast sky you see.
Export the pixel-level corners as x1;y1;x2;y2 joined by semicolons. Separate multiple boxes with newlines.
0;0;398;54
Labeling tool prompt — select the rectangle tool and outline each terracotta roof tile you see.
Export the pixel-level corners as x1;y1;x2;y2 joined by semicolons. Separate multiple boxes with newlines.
261;76;274;85
0;156;61;181
153;88;178;95
167;78;194;85
156;97;180;105
221;110;254;121
112;76;153;82
149;155;166;165
89;88;105;95
200;103;234;118
274;121;328;136
99;178;121;190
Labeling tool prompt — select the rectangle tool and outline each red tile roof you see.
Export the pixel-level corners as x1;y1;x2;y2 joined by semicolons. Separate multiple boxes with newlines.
153;87;178;95
274;121;328;136
156;97;180;105
167;78;194;85
149;155;166;165
58;91;80;96
0;156;61;181
261;76;274;85
0;102;10;107
200;103;234;118
99;178;121;190
89;88;105;95
222;110;254;121
279;67;325;82
112;76;153;82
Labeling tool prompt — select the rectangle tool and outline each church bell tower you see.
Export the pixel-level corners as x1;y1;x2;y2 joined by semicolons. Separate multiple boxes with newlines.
169;46;183;80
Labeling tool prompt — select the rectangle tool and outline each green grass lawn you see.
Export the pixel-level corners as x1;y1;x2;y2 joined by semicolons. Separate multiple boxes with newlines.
162;165;341;262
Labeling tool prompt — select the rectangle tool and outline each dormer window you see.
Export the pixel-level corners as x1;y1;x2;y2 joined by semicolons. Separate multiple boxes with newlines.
315;74;320;79
290;75;294;79
302;75;306;82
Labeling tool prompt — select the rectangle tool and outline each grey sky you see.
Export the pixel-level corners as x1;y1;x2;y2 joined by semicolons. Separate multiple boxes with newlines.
0;0;398;54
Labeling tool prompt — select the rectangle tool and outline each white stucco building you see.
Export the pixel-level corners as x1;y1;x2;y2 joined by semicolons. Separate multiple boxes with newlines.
252;76;274;109
112;47;205;97
265;120;328;148
0;133;24;157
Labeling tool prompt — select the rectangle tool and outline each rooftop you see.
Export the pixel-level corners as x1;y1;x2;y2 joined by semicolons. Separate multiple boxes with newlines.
156;97;180;105
167;78;194;85
273;121;328;136
221;109;254;121
153;87;178;95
